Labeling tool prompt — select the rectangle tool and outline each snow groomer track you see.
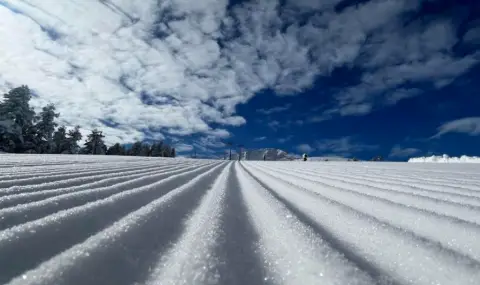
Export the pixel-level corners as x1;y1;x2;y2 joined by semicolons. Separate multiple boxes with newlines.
1;154;480;285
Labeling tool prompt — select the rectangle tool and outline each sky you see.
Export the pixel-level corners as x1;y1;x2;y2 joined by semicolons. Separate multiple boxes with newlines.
0;0;479;160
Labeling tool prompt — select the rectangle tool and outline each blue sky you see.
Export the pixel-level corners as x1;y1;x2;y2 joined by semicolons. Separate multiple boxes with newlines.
0;0;479;160
237;64;480;160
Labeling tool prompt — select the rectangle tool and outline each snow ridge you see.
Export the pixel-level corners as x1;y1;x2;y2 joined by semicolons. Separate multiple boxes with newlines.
0;154;479;285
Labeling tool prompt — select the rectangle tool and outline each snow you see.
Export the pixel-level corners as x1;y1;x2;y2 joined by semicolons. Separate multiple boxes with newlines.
145;164;230;284
236;148;290;161
0;154;480;285
409;154;480;163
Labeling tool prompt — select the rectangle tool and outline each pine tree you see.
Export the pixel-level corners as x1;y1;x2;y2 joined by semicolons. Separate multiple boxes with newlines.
150;141;163;157
118;144;126;155
107;143;126;155
171;148;176;158
139;143;151;156
83;129;105;155
22;124;40;153
0;86;36;152
150;142;158;156
101;144;107;155
162;144;171;157
53;126;68;153
67;125;82;154
35;104;59;153
129;141;142;156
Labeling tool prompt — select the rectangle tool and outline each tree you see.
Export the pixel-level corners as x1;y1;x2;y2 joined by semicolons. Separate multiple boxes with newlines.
35;104;59;153
67;126;82;154
107;143;126;155
150;141;163;157
22;124;40;153
162;144;172;157
171;148;176;158
139;143;151;156
0;86;36;152
129;141;142;156
53;126;68;153
0;119;17;152
237;144;244;161
224;141;233;160
83;129;106;155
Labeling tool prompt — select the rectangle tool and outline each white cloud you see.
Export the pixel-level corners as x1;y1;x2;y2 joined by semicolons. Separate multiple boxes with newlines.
173;134;227;156
0;0;239;144
174;143;194;153
433;117;480;138
339;103;372;116
389;145;421;158
206;128;231;138
253;136;266;141
316;136;377;155
296;143;314;153
197;135;226;149
257;104;291;115
322;11;478;117
0;0;476;144
385;88;422;105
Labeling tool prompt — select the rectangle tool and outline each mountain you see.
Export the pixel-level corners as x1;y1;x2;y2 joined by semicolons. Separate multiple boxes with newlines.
229;148;290;161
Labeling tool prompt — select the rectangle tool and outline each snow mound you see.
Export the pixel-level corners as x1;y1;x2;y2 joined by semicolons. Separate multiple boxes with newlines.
409;154;480;163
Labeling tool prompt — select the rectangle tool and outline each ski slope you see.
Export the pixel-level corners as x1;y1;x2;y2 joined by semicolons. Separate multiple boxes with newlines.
1;154;480;285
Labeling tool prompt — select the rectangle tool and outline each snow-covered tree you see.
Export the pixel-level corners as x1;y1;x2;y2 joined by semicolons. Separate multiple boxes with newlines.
35;104;59;153
83;129;105;155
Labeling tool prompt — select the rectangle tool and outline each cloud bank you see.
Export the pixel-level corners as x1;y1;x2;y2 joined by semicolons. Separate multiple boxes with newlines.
0;0;477;145
257;104;291;115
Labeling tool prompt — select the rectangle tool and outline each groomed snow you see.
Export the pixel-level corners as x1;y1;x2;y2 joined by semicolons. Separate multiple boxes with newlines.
409;154;480;163
0;154;480;285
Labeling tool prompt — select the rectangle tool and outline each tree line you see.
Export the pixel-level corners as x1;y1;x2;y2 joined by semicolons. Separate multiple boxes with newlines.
0;85;175;157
